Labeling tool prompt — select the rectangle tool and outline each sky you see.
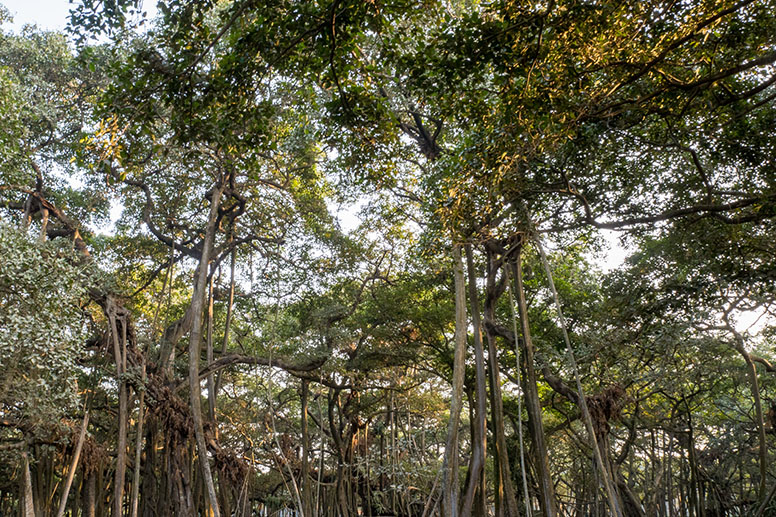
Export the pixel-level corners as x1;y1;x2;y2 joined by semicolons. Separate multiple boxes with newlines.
3;0;76;32
1;0;157;32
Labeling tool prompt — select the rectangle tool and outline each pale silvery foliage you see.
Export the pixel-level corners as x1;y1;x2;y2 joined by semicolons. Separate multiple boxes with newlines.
0;65;24;176
0;224;95;431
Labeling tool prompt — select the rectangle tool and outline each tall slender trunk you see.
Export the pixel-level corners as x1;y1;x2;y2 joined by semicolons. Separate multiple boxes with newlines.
207;276;217;423
316;391;326;517
390;392;397;516
505;263;533;517
441;244;467;517
142;420;158;517
56;412;89;517
685;411;702;517
110;304;129;517
97;459;106;517
330;397;352;517
511;250;557;517
363;423;373;517
22;452;35;517
84;470;96;517
301;380;313;517
534;237;622;517
460;245;488;516
189;183;225;517
130;363;146;517
729;327;767;502
214;246;236;397
484;249;520;517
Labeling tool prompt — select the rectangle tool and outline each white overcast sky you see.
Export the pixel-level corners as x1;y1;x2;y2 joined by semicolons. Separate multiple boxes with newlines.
2;0;157;32
3;0;76;31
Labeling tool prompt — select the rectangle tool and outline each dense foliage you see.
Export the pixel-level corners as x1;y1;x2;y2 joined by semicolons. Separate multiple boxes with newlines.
1;0;775;516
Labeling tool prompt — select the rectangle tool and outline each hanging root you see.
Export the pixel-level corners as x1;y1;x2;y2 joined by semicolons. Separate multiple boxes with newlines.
80;437;107;476
587;384;628;437
767;400;776;434
214;447;250;488
204;420;252;503
146;376;193;448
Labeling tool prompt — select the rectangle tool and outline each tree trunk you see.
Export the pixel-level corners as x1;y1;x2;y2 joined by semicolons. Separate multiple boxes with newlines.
301;380;313;517
206;276;217;424
189;182;225;517
328;389;352;517
142;420;158;517
22;452;35;517
534;236;623;517
441;244;467;517
214;247;236;397
460;244;488;517
511;250;557;517
484;248;520;517
84;470;96;517
56;412;89;517
38;207;49;243
730;328;768;503
505;263;534;517
130;369;146;517
109;305;129;517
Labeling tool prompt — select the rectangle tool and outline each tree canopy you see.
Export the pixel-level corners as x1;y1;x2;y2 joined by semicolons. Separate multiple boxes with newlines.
1;0;775;516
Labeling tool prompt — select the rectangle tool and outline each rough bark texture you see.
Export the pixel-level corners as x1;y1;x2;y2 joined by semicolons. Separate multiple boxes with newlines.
130;367;146;517
22;452;35;517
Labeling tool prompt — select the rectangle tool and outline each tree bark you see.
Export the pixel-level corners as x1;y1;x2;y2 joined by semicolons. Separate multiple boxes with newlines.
22;452;35;517
214;246;236;397
38;207;49;243
511;250;558;517
329;389;353;517
142;420;158;517
535;237;623;517
460;244;488;517
56;412;89;517
504;263;534;517
189;182;225;517
728;325;768;503
206;276;217;424
441;244;467;517
109;305;129;517
130;364;146;517
301;380;313;517
484;249;520;517
84;470;96;517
